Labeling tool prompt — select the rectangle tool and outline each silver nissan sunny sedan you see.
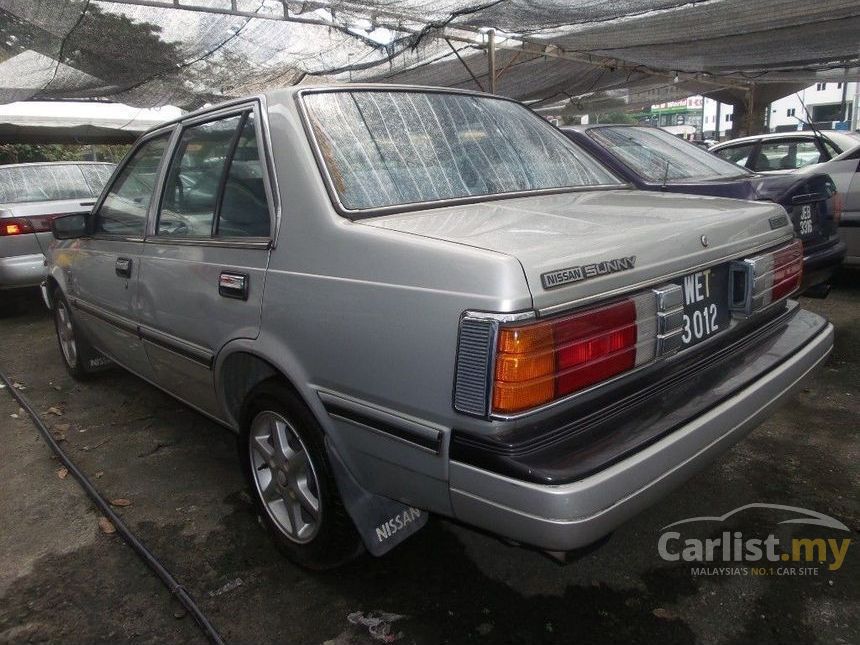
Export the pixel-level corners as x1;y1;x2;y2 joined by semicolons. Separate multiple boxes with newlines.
44;85;833;569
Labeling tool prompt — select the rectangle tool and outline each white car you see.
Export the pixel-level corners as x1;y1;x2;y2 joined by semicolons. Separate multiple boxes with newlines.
711;131;860;265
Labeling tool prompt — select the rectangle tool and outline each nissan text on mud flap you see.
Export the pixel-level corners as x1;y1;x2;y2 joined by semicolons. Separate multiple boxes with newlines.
44;85;834;569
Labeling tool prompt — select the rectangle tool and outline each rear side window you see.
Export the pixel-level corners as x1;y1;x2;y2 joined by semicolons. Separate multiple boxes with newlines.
757;140;824;170
821;138;841;159
0;164;91;203
158;111;270;238
94;134;170;236
712;143;756;169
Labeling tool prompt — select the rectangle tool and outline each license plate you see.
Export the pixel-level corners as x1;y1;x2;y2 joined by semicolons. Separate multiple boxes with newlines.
672;265;730;348
795;202;818;238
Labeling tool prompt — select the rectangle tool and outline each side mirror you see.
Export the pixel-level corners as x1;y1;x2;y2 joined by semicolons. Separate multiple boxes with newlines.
52;213;88;240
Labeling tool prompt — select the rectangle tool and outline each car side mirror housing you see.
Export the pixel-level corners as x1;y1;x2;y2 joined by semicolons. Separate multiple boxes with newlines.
52;213;88;240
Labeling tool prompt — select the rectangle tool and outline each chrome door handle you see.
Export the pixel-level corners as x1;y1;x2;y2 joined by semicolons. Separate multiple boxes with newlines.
219;272;248;300
115;257;132;278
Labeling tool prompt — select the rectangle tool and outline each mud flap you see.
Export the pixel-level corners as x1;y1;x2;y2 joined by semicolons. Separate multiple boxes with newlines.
325;437;428;557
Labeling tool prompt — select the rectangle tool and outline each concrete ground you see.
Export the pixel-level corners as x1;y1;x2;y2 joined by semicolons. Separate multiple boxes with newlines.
0;273;857;645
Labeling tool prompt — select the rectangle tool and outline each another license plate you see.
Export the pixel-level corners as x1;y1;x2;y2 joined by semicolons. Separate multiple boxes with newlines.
672;265;730;348
795;202;819;238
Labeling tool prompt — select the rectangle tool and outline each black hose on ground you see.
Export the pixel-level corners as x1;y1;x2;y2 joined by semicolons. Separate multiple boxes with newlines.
0;368;226;645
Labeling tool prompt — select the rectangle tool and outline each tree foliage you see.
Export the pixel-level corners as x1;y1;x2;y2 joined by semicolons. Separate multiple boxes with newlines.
0;144;129;164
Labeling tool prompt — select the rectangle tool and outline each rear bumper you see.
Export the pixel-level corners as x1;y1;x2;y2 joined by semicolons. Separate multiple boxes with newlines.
449;309;833;551
801;238;846;290
0;253;46;288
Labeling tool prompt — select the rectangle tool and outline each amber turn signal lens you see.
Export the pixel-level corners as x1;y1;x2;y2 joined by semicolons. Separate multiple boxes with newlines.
492;377;555;414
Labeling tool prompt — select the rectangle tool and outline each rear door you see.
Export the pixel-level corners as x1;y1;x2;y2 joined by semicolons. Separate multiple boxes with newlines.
137;104;274;419
65;132;173;380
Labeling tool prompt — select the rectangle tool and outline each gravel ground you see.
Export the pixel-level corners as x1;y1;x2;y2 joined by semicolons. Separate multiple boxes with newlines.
0;272;857;645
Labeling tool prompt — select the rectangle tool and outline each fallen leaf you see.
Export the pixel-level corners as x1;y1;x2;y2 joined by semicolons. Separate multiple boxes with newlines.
10;413;19;419
98;517;116;534
652;608;677;620
52;385;62;391
57;467;68;480
110;498;132;507
46;407;63;417
95;471;104;479
54;423;70;433
12;382;25;390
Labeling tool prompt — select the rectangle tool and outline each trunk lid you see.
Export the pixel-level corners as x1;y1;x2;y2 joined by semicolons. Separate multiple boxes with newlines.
0;198;94;255
750;172;836;249
361;189;793;312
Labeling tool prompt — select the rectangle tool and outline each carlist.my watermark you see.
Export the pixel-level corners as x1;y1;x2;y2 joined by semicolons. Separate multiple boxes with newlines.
657;503;852;576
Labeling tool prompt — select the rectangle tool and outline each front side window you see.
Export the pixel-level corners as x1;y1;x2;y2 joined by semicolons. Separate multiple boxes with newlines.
586;126;750;183
756;140;823;171
158;112;271;238
302;90;620;212
95;134;170;236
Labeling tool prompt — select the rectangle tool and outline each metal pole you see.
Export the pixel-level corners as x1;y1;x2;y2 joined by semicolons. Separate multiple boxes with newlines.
715;100;721;141
487;29;496;94
853;81;860;130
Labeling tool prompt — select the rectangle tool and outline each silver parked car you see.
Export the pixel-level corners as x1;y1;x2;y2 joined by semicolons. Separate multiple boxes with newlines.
0;161;115;289
711;130;860;265
45;86;833;569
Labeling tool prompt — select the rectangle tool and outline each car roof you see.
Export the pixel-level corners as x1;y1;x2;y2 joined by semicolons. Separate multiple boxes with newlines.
145;83;507;136
712;129;860;149
0;161;115;169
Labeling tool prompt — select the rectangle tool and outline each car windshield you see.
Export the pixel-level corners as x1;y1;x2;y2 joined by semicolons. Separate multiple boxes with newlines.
586;126;752;183
0;163;113;204
302;90;620;212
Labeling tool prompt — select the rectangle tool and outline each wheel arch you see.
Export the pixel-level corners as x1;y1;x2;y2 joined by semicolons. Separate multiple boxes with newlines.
215;342;319;433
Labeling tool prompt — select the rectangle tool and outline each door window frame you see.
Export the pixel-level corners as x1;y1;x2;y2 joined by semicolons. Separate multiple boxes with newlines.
89;127;177;242
147;100;278;250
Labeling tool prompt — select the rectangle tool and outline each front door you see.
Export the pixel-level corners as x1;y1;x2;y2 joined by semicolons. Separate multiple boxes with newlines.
67;132;173;380
136;106;274;420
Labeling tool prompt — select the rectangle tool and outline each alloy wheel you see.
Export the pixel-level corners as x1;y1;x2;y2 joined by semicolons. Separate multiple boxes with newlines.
249;410;322;543
56;301;77;368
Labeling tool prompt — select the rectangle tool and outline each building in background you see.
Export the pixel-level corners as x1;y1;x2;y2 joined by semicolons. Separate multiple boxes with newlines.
699;82;857;141
638;96;704;135
768;82;857;132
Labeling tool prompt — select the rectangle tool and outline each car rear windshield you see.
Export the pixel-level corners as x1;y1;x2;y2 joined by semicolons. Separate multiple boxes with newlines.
302;90;620;213
586;126;751;183
0;164;113;204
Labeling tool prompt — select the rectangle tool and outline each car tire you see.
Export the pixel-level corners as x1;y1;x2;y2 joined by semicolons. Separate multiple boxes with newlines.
239;380;364;570
52;288;109;379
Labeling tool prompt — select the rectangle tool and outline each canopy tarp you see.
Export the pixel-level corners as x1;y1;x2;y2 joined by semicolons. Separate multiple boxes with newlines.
0;99;181;142
0;0;858;110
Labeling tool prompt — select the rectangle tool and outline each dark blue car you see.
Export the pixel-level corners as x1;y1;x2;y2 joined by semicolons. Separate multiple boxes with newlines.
562;124;846;295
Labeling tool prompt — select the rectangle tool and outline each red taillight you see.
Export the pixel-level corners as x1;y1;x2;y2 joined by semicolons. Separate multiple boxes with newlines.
26;214;57;233
1;218;34;236
771;240;804;301
0;214;66;236
832;192;843;226
492;298;651;414
732;239;803;315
